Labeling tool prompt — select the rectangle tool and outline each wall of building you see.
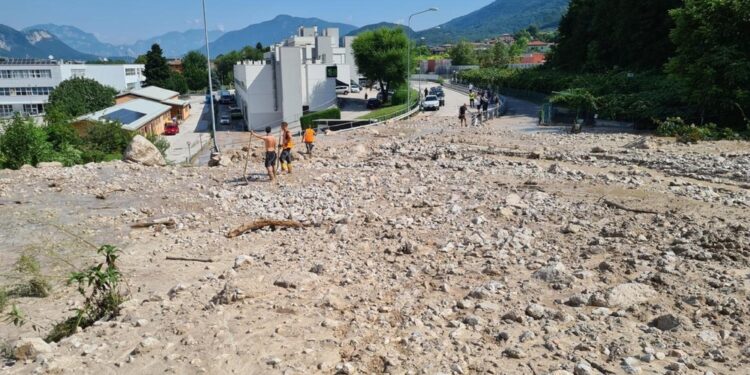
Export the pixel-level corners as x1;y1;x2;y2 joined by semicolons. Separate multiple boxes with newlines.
315;37;334;64
0;62;144;118
344;36;360;82
139;111;171;135
234;61;283;131
278;48;303;125
59;64;144;92
303;64;336;112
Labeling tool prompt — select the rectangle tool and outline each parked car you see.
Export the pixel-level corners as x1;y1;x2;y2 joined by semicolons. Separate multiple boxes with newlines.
350;83;362;93
366;98;382;109
163;123;180;136
336;85;350;95
220;115;231;125
422;95;440;111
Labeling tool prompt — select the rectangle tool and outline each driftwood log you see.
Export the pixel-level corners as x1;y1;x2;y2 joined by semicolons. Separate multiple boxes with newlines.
165;256;214;263
131;217;177;229
226;219;307;238
601;198;661;215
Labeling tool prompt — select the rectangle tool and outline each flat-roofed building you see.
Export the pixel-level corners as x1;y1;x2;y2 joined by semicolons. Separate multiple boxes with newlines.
74;98;171;135
116;86;191;120
0;58;145;118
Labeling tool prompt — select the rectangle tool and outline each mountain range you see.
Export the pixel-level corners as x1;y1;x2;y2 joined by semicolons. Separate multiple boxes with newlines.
0;24;97;60
1;0;570;60
209;15;357;56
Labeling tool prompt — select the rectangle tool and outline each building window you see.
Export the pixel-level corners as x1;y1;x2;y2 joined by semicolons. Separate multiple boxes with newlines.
125;68;137;76
0;70;52;79
0;87;54;96
71;69;86;78
0;104;13;117
22;104;45;116
127;82;137;90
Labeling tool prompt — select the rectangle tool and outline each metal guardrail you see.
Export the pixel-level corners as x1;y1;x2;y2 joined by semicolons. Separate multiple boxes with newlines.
313;101;421;133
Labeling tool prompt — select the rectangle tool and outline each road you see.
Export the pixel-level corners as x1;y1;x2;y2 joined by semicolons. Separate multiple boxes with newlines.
164;96;210;164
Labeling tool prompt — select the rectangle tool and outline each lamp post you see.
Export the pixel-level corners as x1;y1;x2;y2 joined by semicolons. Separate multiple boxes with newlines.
406;8;438;111
201;0;219;153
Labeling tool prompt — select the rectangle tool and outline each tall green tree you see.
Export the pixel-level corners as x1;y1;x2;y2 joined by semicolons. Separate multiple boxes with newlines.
47;77;117;117
351;28;410;102
667;0;750;127
448;41;477;66
182;51;208;91
550;0;683;71
144;44;170;87
214;45;265;85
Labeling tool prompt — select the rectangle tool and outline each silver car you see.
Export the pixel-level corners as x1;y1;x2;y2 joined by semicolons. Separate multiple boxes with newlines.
422;95;440;111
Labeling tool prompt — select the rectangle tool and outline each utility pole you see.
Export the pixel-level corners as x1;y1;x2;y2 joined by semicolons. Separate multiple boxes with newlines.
406;8;438;112
202;0;219;153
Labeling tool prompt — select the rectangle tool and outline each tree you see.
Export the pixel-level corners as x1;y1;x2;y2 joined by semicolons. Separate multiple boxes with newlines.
448;41;477;66
182;51;208;91
0;115;51;169
666;0;750;128
163;71;189;94
144;44;170;87
47;77;117;117
255;42;264;51
134;54;147;64
551;88;599;123
213;45;265;85
351;28;410;102
549;0;683;71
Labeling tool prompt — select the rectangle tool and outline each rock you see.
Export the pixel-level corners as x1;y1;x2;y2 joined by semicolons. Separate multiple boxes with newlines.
525;303;547;319
351;144;368;158
131;337;160;355
603;283;657;309
650;314;681;331
550;371;573;375
309;264;325;274
210;281;246;305
233;255;252;270
123;135;166;166
698;330;722;346
505;193;528;208
335;362;355;374
37;161;64;169
13;337;52;361
533;262;574;285
591;146;606;153
624;137;653;150
503;346;527;359
462;315;481;326
621;357;642;374
574;361;595;375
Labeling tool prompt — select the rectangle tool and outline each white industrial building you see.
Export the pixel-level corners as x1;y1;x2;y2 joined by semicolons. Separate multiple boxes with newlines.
0;58;145;118
233;27;359;130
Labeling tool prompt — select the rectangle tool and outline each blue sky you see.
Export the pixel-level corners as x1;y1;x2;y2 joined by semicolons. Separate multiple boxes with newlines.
3;0;493;44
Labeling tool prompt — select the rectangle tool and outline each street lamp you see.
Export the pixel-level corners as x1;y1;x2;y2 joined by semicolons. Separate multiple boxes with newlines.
407;7;438;111
201;0;219;153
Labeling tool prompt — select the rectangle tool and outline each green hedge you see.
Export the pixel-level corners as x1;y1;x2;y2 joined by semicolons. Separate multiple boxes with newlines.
300;108;341;129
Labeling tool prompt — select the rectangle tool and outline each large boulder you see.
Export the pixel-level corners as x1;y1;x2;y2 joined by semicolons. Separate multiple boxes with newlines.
603;283;658;309
124;135;166;166
13;337;52;360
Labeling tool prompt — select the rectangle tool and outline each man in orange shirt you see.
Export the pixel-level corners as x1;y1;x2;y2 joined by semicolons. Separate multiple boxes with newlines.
279;122;294;173
302;127;316;155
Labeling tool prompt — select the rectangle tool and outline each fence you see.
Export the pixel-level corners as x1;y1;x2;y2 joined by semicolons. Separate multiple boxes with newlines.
313;101;421;133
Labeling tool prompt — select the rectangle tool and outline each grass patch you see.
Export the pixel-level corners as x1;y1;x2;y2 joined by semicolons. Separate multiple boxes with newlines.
0;287;7;313
358;103;411;120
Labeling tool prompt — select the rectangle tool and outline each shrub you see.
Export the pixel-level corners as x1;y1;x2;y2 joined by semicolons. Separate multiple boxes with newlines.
300;108;341;129
10;254;51;298
146;133;170;157
0;287;7;313
83;121;134;153
390;87;419;106
0;115;51;169
46;245;125;342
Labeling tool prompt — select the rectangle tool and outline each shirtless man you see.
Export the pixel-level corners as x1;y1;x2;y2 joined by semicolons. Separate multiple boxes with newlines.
250;126;277;182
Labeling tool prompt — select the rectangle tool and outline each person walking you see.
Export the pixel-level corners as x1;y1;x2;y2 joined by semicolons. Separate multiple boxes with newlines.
302;126;316;155
250;126;278;182
424;88;429;98
469;91;476;108
279;122;294;174
364;92;368;101
481;94;489;120
459;103;468;127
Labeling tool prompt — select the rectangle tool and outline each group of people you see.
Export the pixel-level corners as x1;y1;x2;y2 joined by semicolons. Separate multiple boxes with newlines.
459;88;502;127
250;122;317;182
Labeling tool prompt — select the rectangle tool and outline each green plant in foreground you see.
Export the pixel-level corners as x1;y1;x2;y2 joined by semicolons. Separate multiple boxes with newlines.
46;245;125;343
0;287;7;313
11;254;51;298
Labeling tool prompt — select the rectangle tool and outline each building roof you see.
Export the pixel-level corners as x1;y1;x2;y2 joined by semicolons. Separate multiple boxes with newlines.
527;41;550;47
123;86;179;102
162;98;190;107
78;99;170;131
